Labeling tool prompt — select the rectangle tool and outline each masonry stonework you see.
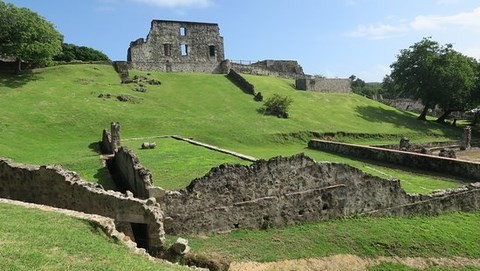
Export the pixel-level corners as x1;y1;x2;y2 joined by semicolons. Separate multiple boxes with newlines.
162;154;480;235
0;158;165;252
128;20;225;73
296;78;352;93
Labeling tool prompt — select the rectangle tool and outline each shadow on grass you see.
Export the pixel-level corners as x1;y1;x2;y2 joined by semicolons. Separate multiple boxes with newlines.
354;105;459;136
88;141;117;191
88;141;101;154
94;166;117;191
0;70;41;89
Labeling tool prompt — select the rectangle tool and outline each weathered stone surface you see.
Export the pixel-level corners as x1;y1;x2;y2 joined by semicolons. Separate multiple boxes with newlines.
0;158;165;252
399;137;410;151
229;60;305;79
141;142;157;149
439;148;456;159
128;20;225;73
308;139;480;180
296;78;352;93
163;154;410;234
461;126;472;150
170;238;190;255
163;153;480;235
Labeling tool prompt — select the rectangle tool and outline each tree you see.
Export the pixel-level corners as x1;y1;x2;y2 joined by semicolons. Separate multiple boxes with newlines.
389;38;445;120
388;37;478;121
434;51;478;123
0;2;63;72
54;43;109;62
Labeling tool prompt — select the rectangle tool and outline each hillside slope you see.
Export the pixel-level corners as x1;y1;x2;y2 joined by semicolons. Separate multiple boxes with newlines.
0;64;459;181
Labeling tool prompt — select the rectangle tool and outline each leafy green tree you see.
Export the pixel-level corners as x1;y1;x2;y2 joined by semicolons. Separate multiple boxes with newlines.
434;51;478;123
350;75;383;97
54;43;109;62
388;37;478;121
0;1;63;72
389;38;445;120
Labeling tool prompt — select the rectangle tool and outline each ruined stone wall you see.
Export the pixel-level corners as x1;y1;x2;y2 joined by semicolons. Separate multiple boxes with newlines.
296;78;352;93
111;147;155;199
128;20;224;73
163;154;480;235
308;139;480;180
230;60;304;79
226;69;256;95
0;158;165;251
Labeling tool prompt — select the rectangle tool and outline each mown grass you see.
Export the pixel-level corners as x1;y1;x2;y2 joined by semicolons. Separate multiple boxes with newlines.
178;212;480;263
0;203;188;271
0;65;462;182
122;138;249;189
0;65;476;268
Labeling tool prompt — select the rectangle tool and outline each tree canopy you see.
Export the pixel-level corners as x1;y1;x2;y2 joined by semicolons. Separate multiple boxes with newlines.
54;43;109;62
0;1;63;72
387;37;478;121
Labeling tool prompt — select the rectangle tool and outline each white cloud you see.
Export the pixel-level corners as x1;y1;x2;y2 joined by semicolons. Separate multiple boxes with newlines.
436;0;462;5
348;6;480;39
411;7;480;30
132;0;212;8
347;23;408;39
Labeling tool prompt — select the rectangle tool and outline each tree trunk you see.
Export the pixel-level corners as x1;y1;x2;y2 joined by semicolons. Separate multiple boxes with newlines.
472;113;480;126
436;110;452;123
15;58;22;74
417;104;429;121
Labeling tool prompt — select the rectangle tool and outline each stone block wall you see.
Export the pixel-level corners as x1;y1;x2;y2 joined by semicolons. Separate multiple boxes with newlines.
229;60;304;79
163;154;480;235
0;158;165;252
110;147;155;199
296;78;352;93
308;139;480;180
226;69;256;96
128;20;224;73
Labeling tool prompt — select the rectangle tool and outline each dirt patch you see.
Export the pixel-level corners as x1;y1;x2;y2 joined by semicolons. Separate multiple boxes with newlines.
229;254;480;271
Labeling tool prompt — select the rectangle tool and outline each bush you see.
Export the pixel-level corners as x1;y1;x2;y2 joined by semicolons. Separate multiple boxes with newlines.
54;43;109;62
260;94;293;118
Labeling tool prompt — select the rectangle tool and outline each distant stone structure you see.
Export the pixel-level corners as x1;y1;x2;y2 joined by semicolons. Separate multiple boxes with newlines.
461;126;472;150
296;77;352;93
226;59;305;79
128;20;225;73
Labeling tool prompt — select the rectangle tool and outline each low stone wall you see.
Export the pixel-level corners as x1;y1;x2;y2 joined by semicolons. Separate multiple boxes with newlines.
229;60;304;79
0;158;165;252
226;69;255;96
308;139;480;181
110;147;156;199
296;78;352;93
163;154;480;235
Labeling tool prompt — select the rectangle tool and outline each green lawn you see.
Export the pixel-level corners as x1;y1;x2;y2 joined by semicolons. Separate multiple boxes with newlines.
0;203;188;271
178;211;480;263
122;138;249;190
0;64;477;268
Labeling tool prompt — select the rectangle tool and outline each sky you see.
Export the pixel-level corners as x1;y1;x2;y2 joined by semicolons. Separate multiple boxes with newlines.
5;0;480;82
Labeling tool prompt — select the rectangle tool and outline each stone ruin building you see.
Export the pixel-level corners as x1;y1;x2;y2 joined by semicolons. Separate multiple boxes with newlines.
128;20;225;73
127;19;352;93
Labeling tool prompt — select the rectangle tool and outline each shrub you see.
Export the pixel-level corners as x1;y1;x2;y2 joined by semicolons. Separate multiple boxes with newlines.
260;94;293;118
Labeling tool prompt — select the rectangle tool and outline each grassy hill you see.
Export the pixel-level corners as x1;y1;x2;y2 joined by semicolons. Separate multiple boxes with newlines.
0;64;461;187
0;64;476;269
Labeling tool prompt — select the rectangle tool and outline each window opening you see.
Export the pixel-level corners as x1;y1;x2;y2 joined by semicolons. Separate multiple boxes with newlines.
180;44;188;56
209;45;216;57
179;27;186;36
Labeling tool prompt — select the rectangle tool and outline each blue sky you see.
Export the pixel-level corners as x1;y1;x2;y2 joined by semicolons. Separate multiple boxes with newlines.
5;0;480;81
